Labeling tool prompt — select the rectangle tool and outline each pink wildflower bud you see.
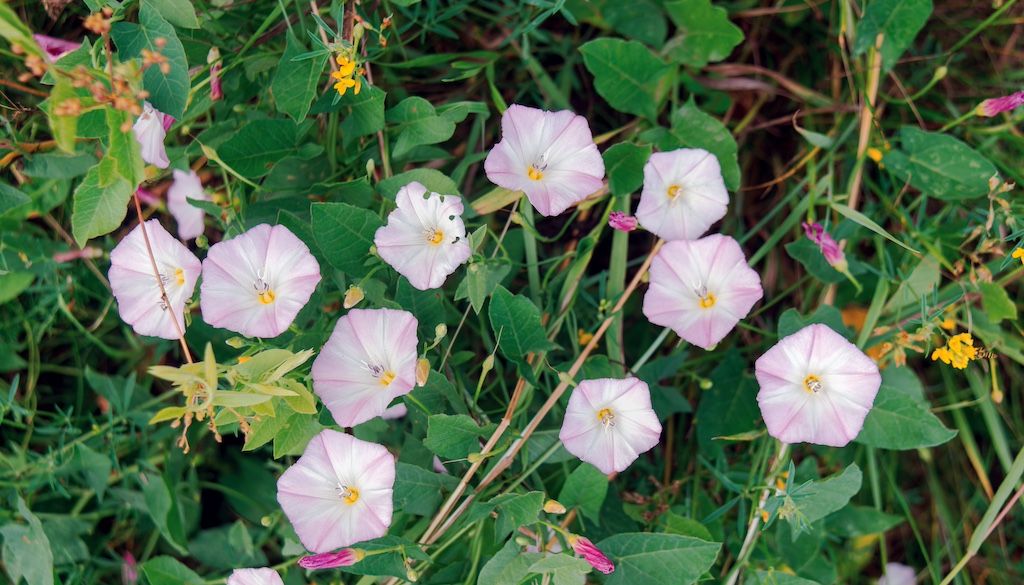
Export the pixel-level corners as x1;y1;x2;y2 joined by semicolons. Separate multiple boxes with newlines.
298;548;365;570
568;535;614;574
608;211;638;232
135;187;161;206
53;247;102;263
121;551;138;585
977;91;1024;117
801;222;847;272
161;112;175;132
208;47;223;102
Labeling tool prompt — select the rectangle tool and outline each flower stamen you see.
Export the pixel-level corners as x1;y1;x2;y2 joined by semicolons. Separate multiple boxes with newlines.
527;165;544;181
666;184;681;200
596;407;615;427
425;228;445;246
803;374;823;394
174;267;185;286
253;268;275;305
336;483;360;505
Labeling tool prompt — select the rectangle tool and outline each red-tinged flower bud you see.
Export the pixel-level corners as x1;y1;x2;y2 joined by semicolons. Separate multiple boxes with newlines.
608;211;638;232
568;535;614;574
801;222;847;271
298;548;365;570
977;91;1024;117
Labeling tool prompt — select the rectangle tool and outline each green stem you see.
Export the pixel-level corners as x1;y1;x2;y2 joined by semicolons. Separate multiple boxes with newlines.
520;200;542;305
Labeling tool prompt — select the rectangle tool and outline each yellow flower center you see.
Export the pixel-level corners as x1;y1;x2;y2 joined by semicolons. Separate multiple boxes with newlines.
699;292;717;309
427;228;445;246
379;370;396;387
802;374;823;394
527;165;544;181
667;184;681;200
257;289;276;305
338;484;360;505
174;268;185;286
596;407;615;426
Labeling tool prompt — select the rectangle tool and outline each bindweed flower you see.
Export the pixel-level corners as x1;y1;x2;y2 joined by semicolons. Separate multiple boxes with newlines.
311;308;419;427
381;403;408;420
373;181;471;290
635;148;728;241
200;224;321;338
133;102;170;169
207;47;223;101
109;220;201;340
877;563;916;585
167;169;210;240
120;551;138;585
931;332;977;370
135;186;161;207
277;430;395;552
298;548;365;570
567;535;615;574
559;377;662;475
802;222;847;271
226;568;283;585
33;34;80;61
643;235;763;350
977;91;1024;117
755;324;881;447
484;104;605;217
608;211;638;232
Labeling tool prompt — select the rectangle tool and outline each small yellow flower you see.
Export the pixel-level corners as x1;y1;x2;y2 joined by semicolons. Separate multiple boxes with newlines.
336;56;356;77
939;305;956;331
331;70;357;96
1012;247;1024;266
931;332;977;370
577;329;594;346
866;147;884;163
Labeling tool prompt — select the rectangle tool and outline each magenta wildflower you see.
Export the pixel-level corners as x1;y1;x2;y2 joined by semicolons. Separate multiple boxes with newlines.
208;47;223;101
608;211;638;232
135;187;161;207
568;535;614;574
298;548;365;570
802;222;846;271
33;34;80;61
978;91;1024;117
121;551;138;585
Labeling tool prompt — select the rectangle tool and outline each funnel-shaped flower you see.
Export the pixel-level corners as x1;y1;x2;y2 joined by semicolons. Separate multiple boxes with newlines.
200;224;321;338
311;308;419;427
978;91;1024;117
277;430;395;553
109;220;201;340
559;377;662;475
133;102;170;169
33;34;80;61
643;234;763;350
484;104;605;216
755;324;881;447
568;535;614;574
374;181;471;290
635;148;728;241
226;568;283;585
167;169;210;240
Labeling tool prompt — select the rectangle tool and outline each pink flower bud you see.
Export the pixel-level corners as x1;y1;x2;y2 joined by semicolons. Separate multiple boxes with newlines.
298;548;365;570
568;535;614;574
121;551;138;585
135;187;161;206
208;48;223;102
801;222;847;271
608;211;638;232
53;247;102;263
161;112;175;132
978;91;1024;117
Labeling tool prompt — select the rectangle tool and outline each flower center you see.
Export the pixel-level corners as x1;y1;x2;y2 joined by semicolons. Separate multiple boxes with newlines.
803;374;823;394
336;483;360;505
527;165;544;181
596;407;615;427
699;292;717;309
174;268;185;286
667;184;682;200
253;269;275;305
365;362;396;387
426;228;445;246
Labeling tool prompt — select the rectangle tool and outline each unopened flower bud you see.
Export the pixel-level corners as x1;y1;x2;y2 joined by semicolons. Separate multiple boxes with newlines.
416;358;430;386
543;499;566;514
699;378;713;390
434;323;448;342
226;337;246;348
467;452;483;463
933;65;947;81
344;285;364;309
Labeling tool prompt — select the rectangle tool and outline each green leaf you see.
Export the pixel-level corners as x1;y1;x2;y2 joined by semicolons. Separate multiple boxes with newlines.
854;0;933;71
42;518;90;566
46;77;78;153
70;156;133;246
216;119;300;179
140;472;189;554
272;414;322;458
771;464;862;538
749;570;821;585
393;462;459;516
777;305;852;339
664;0;744;67
139;556;204;585
488;286;553;362
491;491;545;539
454;259;511;313
979;282;1017;323
605;0;668;46
110;2;190;119
377;169;460;199
73;444;112;501
337;536;429;579
603;143;651;197
272;33;328;122
388;96;458;158
883;256;939;312
785;238;844;284
311;86;387;137
424;413;489;459
827;504;904;537
153;0;200;28
597;533;721;585
311;201;382;277
528;554;593;585
558;463;609;522
0;499;54;585
0;272;34;305
830;202;920;254
856;377;956;450
696;351;761;458
106;108;146;186
21;152;97;179
883;126;996;200
579;38;671;120
479;538;542;585
661;512;714;541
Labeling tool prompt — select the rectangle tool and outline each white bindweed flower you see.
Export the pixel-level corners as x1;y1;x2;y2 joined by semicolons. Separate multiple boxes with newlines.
277;430;395;552
755;324;882;447
132;101;171;169
109;220;201;339
877;563;916;585
311;308;419;428
484;104;605;216
167;169;210;241
374;181;471;290
558;377;662;475
635;148;728;241
226;568;283;585
642;234;763;350
200;224;321;338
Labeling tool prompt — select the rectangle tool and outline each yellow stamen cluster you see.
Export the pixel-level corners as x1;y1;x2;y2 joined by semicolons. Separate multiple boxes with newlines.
527;165;544;181
667;184;681;200
331;56;364;96
379;371;396;387
698;292;717;309
427;228;445;245
340;485;360;505
257;289;276;305
174;268;185;286
596;407;614;426
802;374;822;394
931;333;977;370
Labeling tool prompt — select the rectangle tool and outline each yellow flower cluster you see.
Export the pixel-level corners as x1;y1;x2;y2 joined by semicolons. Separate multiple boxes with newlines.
331;55;363;96
931;332;977;370
1013;247;1024;266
